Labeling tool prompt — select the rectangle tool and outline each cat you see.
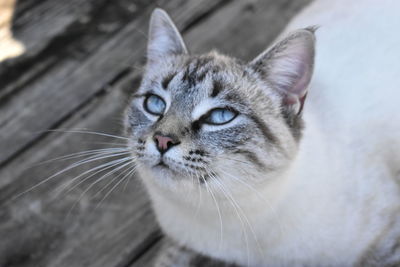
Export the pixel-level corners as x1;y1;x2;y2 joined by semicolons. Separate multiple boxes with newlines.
124;0;400;266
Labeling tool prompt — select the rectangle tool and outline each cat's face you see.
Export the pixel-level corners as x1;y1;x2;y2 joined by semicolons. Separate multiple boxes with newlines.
125;9;315;193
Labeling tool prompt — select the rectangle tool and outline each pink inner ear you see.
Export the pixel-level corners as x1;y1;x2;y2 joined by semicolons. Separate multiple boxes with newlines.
292;59;312;97
284;92;307;114
249;29;315;113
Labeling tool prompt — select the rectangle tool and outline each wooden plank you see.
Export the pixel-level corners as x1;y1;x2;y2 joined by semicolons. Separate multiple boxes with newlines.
0;0;149;100
0;0;231;167
129;239;164;267
1;0;102;81
129;238;239;267
0;72;162;267
185;0;312;58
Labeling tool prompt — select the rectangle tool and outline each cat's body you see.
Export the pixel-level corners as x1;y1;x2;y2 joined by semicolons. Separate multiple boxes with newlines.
126;0;400;266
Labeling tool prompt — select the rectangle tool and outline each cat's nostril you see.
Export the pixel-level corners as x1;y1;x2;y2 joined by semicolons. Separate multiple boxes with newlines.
153;134;180;153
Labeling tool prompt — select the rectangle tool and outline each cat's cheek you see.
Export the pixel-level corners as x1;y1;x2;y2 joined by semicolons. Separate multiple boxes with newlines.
135;142;160;167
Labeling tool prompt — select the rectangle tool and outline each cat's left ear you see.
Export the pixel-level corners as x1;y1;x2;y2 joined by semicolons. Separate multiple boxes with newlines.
249;28;316;114
147;8;188;65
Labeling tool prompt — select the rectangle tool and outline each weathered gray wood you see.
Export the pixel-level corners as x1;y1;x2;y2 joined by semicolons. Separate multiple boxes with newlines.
129;238;164;267
0;0;149;100
186;0;312;58
0;0;230;167
0;72;162;267
11;0;96;54
1;0;103;86
129;238;239;267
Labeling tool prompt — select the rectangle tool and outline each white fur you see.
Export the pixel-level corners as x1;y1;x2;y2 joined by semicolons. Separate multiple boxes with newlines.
142;1;400;266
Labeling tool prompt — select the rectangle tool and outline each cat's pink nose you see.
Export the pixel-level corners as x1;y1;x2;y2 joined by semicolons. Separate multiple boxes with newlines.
153;134;180;154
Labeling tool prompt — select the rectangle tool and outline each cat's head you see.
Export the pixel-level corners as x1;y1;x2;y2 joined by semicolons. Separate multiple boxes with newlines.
125;9;315;193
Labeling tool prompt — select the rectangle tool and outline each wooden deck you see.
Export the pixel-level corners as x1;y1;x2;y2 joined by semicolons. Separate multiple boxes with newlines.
0;0;310;266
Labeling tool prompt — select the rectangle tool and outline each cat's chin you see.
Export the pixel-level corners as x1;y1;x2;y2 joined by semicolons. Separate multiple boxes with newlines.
151;163;176;175
148;162;185;182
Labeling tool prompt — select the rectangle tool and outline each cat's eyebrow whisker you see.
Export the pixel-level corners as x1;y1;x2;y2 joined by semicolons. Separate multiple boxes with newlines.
10;152;133;202
66;161;135;217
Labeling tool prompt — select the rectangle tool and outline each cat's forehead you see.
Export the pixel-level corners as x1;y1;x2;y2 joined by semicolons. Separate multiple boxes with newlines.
160;53;249;104
137;52;264;121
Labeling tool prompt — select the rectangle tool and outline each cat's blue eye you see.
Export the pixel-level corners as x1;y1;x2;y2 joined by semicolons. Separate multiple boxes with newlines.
205;108;237;125
144;94;166;116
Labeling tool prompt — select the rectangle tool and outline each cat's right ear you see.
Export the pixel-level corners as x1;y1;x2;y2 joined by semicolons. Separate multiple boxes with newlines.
146;8;188;65
249;28;316;115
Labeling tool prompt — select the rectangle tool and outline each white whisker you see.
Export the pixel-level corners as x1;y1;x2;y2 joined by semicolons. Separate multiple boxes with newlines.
210;175;251;267
200;173;224;251
44;129;130;141
36;148;128;166
55;156;134;196
209;170;264;265
122;162;142;192
10;151;132;202
66;161;134;217
94;164;138;210
218;168;285;240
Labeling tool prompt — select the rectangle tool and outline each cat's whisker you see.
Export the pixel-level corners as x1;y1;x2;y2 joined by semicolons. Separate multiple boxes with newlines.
92;163;135;199
192;171;203;220
198;172;224;251
122;163;142;192
181;167;201;210
54;156;134;197
66;161;134;217
81;141;128;147
217;168;285;252
44;129;130;141
94;164;138;211
211;171;264;264
218;156;254;167
36;148;128;166
218;169;268;204
209;174;251;267
10;151;132;202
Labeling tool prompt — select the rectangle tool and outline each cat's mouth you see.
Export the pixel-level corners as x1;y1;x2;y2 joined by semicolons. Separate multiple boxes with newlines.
154;160;169;169
151;159;182;176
